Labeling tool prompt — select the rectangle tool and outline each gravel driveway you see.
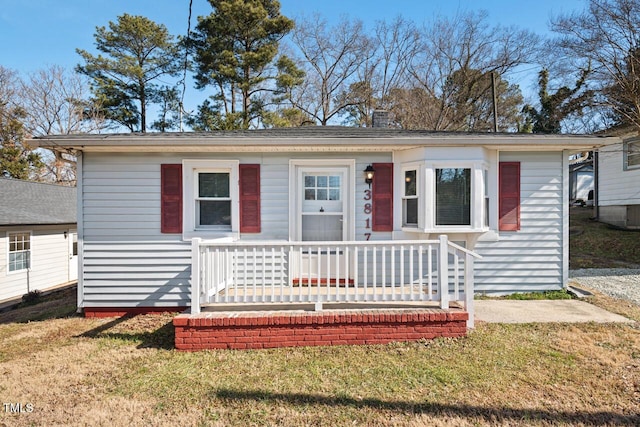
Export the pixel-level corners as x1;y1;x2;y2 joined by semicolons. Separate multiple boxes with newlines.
569;269;640;306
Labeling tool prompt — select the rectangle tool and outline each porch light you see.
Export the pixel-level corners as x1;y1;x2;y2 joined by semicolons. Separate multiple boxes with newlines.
364;165;375;188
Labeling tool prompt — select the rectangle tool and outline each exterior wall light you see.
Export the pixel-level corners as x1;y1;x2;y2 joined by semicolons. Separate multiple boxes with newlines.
364;165;375;188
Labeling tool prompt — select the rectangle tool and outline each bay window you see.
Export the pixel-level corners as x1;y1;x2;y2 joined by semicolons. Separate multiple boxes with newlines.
398;162;487;232
402;169;418;226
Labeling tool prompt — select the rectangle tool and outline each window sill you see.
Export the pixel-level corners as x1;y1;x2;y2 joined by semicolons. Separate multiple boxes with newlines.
402;226;489;234
183;230;239;242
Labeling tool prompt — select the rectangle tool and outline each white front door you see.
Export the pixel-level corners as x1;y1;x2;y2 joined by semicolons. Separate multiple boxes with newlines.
68;230;78;281
294;165;352;282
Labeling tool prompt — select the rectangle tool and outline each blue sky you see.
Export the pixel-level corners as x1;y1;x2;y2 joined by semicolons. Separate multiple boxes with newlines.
0;0;587;114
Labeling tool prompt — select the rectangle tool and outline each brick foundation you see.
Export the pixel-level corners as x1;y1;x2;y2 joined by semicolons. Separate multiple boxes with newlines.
173;308;468;351
84;307;186;318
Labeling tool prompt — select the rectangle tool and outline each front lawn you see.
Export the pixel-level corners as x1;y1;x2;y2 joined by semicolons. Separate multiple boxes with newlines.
570;207;640;268
1;288;639;426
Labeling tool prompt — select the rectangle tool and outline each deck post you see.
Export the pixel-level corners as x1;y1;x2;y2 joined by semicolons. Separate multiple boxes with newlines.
191;238;202;314
465;252;475;328
438;235;449;309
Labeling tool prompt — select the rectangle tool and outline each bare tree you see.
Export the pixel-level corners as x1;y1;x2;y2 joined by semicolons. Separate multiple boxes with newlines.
283;15;376;125
19;65;105;184
551;0;640;130
404;10;539;130
340;16;420;127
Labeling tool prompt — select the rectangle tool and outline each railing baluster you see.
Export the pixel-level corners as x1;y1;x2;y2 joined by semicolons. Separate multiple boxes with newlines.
417;245;423;301
335;245;340;302
362;246;369;301
314;246;320;301
427;245;433;301
409;245;415;302
372;246;377;301
399;245;404;298
260;246;267;302
454;251;460;301
344;246;350;301
353;246;359;302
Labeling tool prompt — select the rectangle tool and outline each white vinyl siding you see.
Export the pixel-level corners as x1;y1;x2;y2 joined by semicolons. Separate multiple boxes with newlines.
81;241;191;307
475;152;565;294
79;152;392;308
1;225;73;301
599;141;640;206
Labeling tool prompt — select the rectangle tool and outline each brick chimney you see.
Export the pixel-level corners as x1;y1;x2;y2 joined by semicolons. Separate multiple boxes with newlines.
372;110;390;128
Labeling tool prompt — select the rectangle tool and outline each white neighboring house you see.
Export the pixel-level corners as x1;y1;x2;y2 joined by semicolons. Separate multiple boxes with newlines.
569;159;594;206
33;128;616;316
597;132;640;229
0;178;77;302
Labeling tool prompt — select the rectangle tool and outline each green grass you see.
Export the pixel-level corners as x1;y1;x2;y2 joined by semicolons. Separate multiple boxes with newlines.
483;290;574;300
0;284;639;426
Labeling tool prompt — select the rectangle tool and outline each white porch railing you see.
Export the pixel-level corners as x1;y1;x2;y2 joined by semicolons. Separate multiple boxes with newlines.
191;235;481;327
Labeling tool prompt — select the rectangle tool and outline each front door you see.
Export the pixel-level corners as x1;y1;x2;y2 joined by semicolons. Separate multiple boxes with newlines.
294;165;352;283
68;230;78;281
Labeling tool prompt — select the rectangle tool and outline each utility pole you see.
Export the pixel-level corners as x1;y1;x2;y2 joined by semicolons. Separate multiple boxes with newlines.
491;72;498;132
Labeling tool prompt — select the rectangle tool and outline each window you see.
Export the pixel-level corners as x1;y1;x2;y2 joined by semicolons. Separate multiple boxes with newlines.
304;174;341;201
403;169;418;226
435;168;471;226
197;172;231;228
8;232;30;272
625;140;640;170
182;160;240;239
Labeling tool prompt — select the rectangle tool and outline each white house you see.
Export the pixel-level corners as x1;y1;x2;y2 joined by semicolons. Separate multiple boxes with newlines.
569;158;594;206
33;128;615;321
596;133;640;229
0;178;77;302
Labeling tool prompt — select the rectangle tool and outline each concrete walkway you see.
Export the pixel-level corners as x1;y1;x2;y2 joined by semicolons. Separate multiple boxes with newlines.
474;299;634;324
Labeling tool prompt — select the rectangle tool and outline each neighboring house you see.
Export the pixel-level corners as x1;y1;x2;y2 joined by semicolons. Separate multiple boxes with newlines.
33;129;617;350
596;132;640;229
0;178;77;302
569;157;594;206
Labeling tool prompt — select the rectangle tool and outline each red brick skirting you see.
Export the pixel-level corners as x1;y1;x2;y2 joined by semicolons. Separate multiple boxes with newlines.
174;309;468;351
84;307;186;318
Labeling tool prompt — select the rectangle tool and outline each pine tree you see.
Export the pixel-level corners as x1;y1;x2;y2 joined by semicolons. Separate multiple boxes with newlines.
76;14;180;132
190;0;294;129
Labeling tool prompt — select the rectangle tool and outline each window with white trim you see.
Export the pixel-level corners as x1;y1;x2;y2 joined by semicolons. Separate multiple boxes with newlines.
183;160;239;239
435;168;471;226
402;169;418;226
197;172;231;228
625;140;640;170
8;232;30;272
399;161;487;232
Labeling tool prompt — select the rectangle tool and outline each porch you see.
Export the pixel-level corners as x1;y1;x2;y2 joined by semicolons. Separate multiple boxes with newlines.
174;235;480;350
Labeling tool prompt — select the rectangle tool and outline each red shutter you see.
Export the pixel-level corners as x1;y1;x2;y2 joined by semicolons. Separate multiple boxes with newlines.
161;164;182;233
239;164;261;233
499;162;520;231
372;163;394;232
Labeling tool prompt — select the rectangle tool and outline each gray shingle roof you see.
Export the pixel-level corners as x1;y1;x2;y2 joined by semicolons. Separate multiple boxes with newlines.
32;127;617;152
0;179;76;226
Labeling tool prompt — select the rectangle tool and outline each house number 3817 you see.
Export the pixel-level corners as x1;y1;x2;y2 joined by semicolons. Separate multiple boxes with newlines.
364;189;372;240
